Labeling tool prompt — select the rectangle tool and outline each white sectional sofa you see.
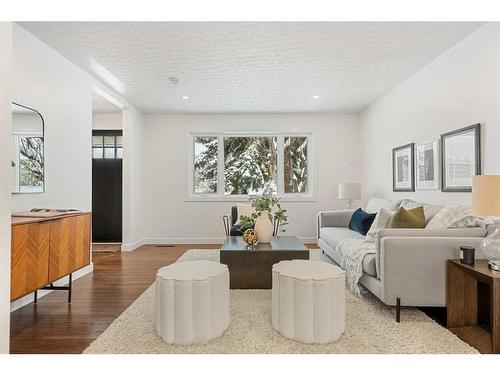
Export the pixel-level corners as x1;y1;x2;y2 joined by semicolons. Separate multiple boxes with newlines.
317;198;488;321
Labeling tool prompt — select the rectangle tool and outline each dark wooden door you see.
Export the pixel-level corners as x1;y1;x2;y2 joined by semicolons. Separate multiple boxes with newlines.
92;131;123;243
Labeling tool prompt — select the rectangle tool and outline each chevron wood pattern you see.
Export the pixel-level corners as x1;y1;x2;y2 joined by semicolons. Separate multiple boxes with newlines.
49;214;91;282
11;222;50;301
10;212;91;302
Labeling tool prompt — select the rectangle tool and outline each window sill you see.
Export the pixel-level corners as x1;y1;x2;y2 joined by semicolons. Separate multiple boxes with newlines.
185;195;316;203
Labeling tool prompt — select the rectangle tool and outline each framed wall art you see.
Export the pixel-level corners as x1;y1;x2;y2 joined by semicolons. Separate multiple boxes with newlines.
392;143;415;192
440;124;481;192
416;140;439;190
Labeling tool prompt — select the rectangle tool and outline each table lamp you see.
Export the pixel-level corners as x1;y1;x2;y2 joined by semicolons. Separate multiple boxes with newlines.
339;183;361;209
472;175;500;269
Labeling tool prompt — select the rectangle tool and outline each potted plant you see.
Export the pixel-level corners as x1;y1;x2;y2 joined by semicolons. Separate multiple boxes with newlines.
239;194;288;242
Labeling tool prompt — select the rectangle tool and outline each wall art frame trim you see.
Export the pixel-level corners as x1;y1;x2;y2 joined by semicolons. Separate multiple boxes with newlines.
392;142;415;192
440;123;481;193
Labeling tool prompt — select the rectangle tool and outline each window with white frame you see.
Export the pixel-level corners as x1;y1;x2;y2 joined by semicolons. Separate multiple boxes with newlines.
190;133;312;199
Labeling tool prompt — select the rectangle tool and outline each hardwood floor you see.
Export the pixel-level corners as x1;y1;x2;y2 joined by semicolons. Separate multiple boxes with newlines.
92;243;122;253
10;244;219;354
10;243;318;354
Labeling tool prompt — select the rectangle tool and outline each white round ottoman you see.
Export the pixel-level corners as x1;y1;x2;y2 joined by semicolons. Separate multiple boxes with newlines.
272;260;345;344
155;260;229;345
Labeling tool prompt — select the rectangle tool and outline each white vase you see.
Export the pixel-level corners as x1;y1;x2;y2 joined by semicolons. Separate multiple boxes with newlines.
255;210;274;243
480;223;500;260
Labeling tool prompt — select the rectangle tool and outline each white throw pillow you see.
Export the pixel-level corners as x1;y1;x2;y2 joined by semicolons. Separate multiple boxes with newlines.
426;205;471;230
234;203;255;225
365;208;394;242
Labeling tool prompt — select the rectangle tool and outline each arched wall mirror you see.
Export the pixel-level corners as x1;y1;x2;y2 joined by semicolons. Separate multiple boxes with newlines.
11;102;45;193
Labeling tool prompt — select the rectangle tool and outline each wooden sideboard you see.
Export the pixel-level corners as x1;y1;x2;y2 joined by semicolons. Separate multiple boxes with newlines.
11;212;91;302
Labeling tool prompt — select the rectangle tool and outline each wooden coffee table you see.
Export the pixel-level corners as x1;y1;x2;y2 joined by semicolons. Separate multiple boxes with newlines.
220;235;309;289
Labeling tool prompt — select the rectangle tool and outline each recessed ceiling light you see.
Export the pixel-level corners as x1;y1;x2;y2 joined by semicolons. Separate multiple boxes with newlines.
312;95;320;99
182;96;189;100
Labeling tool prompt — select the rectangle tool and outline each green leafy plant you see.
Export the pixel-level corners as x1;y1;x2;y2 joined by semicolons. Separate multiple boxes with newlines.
239;194;288;235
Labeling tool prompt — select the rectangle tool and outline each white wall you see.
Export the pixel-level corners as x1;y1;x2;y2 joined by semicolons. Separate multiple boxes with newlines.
122;108;145;250
8;24;96;310
358;23;500;206
11;24;93;212
12;23;145;256
92;112;122;130
135;113;358;247
0;22;12;354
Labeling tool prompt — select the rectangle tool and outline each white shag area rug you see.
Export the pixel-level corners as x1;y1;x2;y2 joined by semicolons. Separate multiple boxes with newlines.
83;249;477;354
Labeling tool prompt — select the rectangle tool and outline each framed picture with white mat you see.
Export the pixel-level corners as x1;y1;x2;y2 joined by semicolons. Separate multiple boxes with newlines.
416;140;439;190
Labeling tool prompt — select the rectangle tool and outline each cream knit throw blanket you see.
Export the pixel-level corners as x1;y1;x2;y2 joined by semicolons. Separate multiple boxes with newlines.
336;238;376;297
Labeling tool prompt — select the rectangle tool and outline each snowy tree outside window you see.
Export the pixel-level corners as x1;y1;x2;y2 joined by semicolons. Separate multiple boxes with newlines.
224;136;277;195
18;136;44;193
284;137;308;193
194;136;218;193
191;133;311;198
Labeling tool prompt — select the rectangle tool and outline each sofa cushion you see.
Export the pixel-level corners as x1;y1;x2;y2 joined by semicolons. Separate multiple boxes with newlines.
399;199;443;224
362;253;377;277
426;205;471;230
365;208;395;242
319;228;377;277
389;206;426;229
319;227;377;277
365;198;401;214
319;227;364;248
349;208;377;236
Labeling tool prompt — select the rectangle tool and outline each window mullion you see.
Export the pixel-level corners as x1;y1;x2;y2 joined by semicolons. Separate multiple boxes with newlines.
217;135;225;196
277;136;284;195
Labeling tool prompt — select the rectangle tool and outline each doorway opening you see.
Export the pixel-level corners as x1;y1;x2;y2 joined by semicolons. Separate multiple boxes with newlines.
92;91;123;252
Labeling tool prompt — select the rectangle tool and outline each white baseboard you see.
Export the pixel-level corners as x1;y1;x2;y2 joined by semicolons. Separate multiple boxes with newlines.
121;236;318;251
10;263;94;312
121;238;146;252
143;237;225;246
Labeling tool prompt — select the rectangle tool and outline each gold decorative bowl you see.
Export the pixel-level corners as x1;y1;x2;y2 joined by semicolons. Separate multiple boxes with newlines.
243;229;258;247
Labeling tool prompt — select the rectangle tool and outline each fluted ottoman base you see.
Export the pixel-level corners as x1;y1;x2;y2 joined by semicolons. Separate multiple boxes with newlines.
272;260;345;344
155;260;230;345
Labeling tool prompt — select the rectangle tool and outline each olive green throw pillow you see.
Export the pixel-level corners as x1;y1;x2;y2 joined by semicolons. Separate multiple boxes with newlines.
388;206;426;229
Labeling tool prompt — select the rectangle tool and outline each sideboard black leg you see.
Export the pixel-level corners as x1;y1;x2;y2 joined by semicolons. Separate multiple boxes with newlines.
396;297;401;323
68;273;72;304
34;290;38;304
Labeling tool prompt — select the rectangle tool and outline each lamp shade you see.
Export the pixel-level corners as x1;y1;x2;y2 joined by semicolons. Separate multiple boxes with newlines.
472;175;500;217
338;183;361;200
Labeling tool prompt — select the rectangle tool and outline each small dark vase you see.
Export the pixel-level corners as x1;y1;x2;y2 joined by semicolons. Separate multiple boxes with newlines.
460;246;475;266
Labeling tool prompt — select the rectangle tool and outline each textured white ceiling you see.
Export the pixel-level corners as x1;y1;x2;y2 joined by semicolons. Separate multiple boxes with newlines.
92;92;121;113
20;22;484;114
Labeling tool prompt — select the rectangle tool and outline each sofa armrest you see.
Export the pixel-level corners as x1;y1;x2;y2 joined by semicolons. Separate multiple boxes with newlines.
318;209;354;228
376;228;487;239
317;210;355;240
378;236;485;307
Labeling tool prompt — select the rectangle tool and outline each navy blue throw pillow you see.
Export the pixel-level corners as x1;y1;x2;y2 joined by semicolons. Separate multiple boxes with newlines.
348;208;376;236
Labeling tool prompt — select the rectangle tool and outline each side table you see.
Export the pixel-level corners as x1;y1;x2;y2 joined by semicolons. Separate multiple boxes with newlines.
447;259;500;354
